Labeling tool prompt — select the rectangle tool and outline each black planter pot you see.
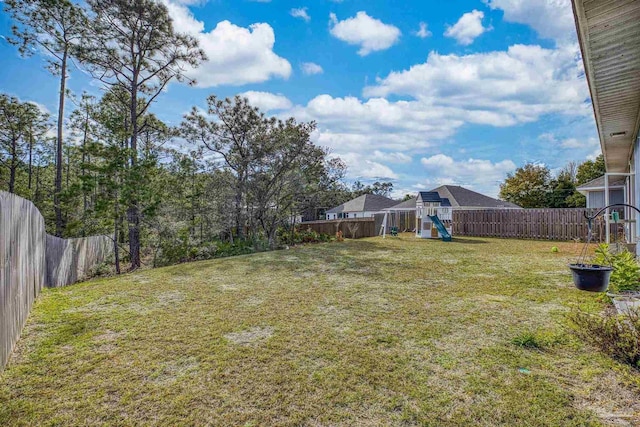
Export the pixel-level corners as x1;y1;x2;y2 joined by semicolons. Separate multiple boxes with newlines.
568;264;613;292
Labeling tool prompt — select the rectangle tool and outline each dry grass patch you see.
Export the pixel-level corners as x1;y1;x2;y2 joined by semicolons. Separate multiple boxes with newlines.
1;235;639;426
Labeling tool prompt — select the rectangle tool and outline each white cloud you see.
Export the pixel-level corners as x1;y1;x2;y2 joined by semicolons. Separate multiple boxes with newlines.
539;133;599;149
587;148;602;161
420;154;516;196
162;0;291;87
289;95;466;154
414;22;432;39
485;0;575;42
444;10;490;45
239;91;292;111
372;150;413;164
290;7;310;23
331;153;399;180
301;62;324;75
364;43;590;126
329;11;401;56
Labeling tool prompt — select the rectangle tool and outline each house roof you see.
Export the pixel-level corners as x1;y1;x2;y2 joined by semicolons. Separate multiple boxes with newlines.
326;194;397;214
571;0;640;172
576;175;626;191
386;195;452;211
386;197;417;211
429;185;520;209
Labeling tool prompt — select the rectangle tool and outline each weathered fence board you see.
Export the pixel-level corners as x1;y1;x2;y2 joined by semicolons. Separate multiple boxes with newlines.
1;191;113;370
0;191;46;373
452;208;610;241
300;218;376;238
46;235;113;288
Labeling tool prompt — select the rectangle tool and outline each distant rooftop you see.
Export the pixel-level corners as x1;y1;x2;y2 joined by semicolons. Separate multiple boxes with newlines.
326;194;397;214
429;185;520;209
576;175;626;190
386;197;417;211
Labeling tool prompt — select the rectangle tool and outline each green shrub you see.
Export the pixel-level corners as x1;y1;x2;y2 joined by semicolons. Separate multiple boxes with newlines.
567;307;640;369
89;261;112;277
592;244;640;292
154;234;259;267
277;226;332;245
511;330;565;349
512;332;543;349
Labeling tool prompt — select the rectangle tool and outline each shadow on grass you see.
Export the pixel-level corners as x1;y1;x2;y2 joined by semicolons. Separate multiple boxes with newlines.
451;238;489;244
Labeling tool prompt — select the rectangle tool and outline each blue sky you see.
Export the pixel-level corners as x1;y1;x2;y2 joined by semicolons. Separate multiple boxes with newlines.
0;0;600;197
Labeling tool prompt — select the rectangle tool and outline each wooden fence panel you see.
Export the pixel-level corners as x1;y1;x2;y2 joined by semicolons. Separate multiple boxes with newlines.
0;191;46;373
452;208;610;241
300;218;377;238
46;235;113;288
1;191;113;370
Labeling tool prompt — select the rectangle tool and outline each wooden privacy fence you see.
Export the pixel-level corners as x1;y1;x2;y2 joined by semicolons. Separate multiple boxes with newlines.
1;191;113;370
452;208;607;241
300;218;376;238
0;191;46;373
46;235;113;288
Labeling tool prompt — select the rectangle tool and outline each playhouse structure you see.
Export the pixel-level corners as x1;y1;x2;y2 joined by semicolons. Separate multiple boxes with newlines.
416;192;452;241
380;191;452;241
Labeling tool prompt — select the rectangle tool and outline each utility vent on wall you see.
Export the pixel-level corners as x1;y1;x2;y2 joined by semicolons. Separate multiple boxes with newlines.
610;131;627;138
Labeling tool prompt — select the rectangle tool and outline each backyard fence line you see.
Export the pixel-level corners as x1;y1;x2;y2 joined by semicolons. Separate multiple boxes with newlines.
0;191;46;373
1;191;113;370
452;208;611;241
299;218;376;238
45;234;113;288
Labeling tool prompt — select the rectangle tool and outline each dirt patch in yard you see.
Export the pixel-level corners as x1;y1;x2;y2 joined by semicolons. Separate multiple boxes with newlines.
574;372;640;426
147;357;200;385
224;326;274;346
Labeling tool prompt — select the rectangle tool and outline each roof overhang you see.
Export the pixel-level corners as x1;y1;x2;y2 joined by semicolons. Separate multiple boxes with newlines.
577;184;625;195
571;0;640;172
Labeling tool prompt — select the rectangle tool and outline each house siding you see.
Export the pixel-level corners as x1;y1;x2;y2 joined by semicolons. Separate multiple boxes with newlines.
635;136;640;239
326;211;378;220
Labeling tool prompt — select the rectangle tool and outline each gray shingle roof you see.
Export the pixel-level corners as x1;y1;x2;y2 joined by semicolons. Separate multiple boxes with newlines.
386;197;417;210
326;194;398;214
576;175;626;190
429;185;520;209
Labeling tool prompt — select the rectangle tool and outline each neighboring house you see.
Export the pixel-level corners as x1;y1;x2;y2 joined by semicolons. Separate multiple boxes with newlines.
572;0;640;245
576;176;626;209
429;185;521;209
326;194;397;220
387;197;417;210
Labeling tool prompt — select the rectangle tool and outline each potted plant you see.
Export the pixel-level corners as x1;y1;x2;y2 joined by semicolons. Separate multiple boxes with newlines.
569;263;613;292
590;244;640;314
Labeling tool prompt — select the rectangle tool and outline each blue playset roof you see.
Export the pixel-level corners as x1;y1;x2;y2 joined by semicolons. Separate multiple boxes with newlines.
418;192;451;206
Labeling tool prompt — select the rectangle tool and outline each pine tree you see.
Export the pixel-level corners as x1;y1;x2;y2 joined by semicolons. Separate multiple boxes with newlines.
5;0;88;236
80;0;205;269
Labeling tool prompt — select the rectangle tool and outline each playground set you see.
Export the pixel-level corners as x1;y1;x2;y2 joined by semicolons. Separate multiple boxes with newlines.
380;191;452;241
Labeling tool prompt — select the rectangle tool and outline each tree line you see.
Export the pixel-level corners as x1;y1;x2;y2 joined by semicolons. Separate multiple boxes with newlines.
499;155;606;208
0;0;391;270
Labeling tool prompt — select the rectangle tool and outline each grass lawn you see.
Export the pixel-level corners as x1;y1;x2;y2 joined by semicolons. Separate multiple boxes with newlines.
1;236;639;426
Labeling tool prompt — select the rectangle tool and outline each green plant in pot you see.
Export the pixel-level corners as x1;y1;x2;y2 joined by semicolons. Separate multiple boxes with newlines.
592;244;640;294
